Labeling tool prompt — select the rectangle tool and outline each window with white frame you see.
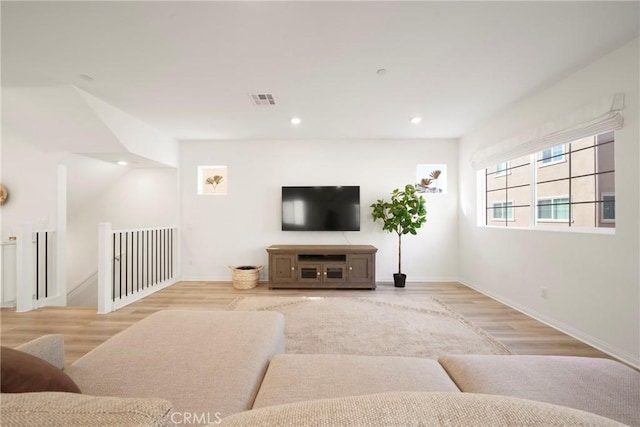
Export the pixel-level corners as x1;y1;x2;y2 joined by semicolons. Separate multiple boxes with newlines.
539;145;565;166
491;201;514;221
537;197;570;221
495;161;510;177
601;193;615;223
482;131;615;230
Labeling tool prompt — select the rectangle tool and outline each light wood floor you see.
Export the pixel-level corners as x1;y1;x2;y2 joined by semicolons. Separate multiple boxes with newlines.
0;281;613;367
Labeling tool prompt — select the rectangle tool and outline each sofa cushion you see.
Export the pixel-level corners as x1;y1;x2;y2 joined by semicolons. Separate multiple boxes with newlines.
253;353;460;408
66;310;285;418
0;347;81;394
15;334;65;370
438;355;640;426
0;392;172;427
223;391;624;426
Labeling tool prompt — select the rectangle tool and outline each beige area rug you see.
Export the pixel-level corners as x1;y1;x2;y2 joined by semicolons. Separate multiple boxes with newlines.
229;296;511;358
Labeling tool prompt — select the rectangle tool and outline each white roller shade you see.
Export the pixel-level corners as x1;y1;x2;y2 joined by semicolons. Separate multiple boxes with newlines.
471;93;624;170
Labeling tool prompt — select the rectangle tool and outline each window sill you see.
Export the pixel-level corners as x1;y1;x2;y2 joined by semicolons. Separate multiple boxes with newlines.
481;224;615;235
537;158;566;168
494;171;511;178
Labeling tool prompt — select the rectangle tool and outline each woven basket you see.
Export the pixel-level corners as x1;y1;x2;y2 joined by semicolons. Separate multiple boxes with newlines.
229;265;264;290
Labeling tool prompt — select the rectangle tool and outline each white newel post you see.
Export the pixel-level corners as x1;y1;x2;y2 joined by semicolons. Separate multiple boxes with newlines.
174;227;181;280
55;164;67;306
97;223;113;314
16;223;34;312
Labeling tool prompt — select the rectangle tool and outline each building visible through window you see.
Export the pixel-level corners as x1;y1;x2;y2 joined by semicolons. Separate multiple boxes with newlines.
540;145;565;165
601;193;615;222
492;201;514;221
495;161;510;177
537;197;570;221
483;131;615;230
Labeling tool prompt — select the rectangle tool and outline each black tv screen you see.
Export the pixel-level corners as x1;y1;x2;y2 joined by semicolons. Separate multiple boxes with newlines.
282;186;360;231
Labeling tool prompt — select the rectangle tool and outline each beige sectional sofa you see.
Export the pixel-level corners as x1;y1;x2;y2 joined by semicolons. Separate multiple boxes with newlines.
2;310;638;426
66;310;286;418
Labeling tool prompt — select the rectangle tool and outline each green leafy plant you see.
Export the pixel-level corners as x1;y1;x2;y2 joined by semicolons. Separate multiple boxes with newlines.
370;184;427;275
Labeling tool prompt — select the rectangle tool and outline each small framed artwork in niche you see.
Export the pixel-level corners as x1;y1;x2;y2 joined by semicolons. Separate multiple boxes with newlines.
416;164;447;194
198;165;228;195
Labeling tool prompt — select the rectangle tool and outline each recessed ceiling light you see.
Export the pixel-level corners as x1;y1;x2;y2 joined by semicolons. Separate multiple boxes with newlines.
290;117;301;125
117;161;128;166
410;117;422;124
376;69;387;76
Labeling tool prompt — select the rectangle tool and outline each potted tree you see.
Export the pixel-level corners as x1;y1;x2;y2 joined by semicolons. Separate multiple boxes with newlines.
370;184;427;287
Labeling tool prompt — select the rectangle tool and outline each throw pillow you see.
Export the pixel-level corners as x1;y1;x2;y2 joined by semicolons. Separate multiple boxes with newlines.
1;346;81;393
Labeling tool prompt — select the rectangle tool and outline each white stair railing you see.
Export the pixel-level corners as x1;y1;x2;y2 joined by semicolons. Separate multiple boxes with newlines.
15;223;58;312
98;223;179;314
1;240;17;307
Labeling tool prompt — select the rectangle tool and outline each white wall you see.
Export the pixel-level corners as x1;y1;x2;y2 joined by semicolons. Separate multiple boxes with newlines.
65;154;129;216
3;86;179;168
1;126;68;305
0;125;65;238
76;88;179;167
180;139;458;282
0;124;178;302
67;167;179;294
458;39;640;366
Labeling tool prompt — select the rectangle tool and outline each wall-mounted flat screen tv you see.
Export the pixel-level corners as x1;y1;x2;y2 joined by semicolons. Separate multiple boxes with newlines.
282;186;360;231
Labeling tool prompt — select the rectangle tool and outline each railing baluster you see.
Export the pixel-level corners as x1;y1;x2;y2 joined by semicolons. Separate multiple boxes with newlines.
45;232;48;298
119;232;123;299
125;232;129;296
36;233;40;300
129;231;133;295
158;228;161;283
145;230;148;289
158;229;161;284
136;231;140;292
112;233;116;302
155;230;158;285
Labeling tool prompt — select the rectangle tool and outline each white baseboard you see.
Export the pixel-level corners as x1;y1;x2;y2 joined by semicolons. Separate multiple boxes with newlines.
179;276;459;283
459;278;640;369
376;278;459;285
180;276;234;282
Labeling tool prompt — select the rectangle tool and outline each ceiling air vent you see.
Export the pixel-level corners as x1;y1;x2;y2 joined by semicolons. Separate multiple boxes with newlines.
249;93;276;105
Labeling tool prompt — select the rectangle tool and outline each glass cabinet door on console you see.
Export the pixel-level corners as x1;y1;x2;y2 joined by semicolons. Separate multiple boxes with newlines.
323;263;346;283
297;262;346;284
298;263;322;284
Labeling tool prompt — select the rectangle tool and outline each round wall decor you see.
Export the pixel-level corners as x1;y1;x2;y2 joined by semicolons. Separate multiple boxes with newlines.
0;184;9;206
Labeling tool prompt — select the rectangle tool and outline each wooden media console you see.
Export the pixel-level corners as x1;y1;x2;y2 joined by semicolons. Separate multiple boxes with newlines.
266;245;377;289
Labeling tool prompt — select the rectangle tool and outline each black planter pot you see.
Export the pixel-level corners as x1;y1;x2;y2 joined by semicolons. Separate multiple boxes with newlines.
393;273;407;288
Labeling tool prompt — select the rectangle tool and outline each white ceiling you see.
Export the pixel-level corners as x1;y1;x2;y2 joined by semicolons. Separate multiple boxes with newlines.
2;1;638;141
